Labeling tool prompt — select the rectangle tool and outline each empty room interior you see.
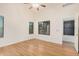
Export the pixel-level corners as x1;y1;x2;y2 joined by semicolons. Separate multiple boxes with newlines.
0;3;79;56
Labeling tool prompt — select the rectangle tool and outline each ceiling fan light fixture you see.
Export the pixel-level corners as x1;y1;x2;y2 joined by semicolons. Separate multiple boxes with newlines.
32;3;40;8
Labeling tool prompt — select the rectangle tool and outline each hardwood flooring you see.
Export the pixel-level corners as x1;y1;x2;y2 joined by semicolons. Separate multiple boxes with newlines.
0;39;78;56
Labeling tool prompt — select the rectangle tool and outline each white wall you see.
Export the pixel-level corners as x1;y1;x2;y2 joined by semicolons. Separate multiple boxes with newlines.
61;4;79;52
0;4;34;47
33;4;79;52
33;4;63;44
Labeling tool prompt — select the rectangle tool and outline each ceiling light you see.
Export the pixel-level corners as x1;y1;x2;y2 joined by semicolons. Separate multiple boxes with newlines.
32;3;40;8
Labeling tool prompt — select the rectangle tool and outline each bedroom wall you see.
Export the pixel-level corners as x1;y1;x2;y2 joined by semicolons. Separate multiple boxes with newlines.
0;3;78;52
33;4;63;44
33;4;79;52
61;4;79;52
0;3;34;47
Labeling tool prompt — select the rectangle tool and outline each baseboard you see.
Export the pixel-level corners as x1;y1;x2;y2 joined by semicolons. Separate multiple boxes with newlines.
63;41;74;44
0;39;29;48
35;38;62;45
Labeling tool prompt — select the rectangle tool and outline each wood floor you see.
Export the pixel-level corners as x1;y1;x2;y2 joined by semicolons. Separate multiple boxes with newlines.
0;39;78;56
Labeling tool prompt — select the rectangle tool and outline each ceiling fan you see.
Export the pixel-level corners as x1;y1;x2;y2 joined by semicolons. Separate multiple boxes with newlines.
24;3;46;11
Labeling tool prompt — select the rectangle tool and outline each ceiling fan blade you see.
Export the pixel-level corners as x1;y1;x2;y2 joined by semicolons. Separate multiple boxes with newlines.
62;3;74;7
24;3;29;4
37;8;39;11
29;6;32;9
40;4;46;7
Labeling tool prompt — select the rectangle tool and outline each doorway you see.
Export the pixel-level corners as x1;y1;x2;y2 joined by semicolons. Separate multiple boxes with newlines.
63;20;75;50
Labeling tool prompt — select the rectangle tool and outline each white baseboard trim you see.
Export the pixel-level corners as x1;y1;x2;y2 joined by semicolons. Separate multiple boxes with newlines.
0;39;29;48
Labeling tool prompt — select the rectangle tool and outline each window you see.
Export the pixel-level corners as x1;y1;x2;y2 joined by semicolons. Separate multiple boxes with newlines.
29;22;34;34
0;16;4;37
38;21;50;35
64;20;74;35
